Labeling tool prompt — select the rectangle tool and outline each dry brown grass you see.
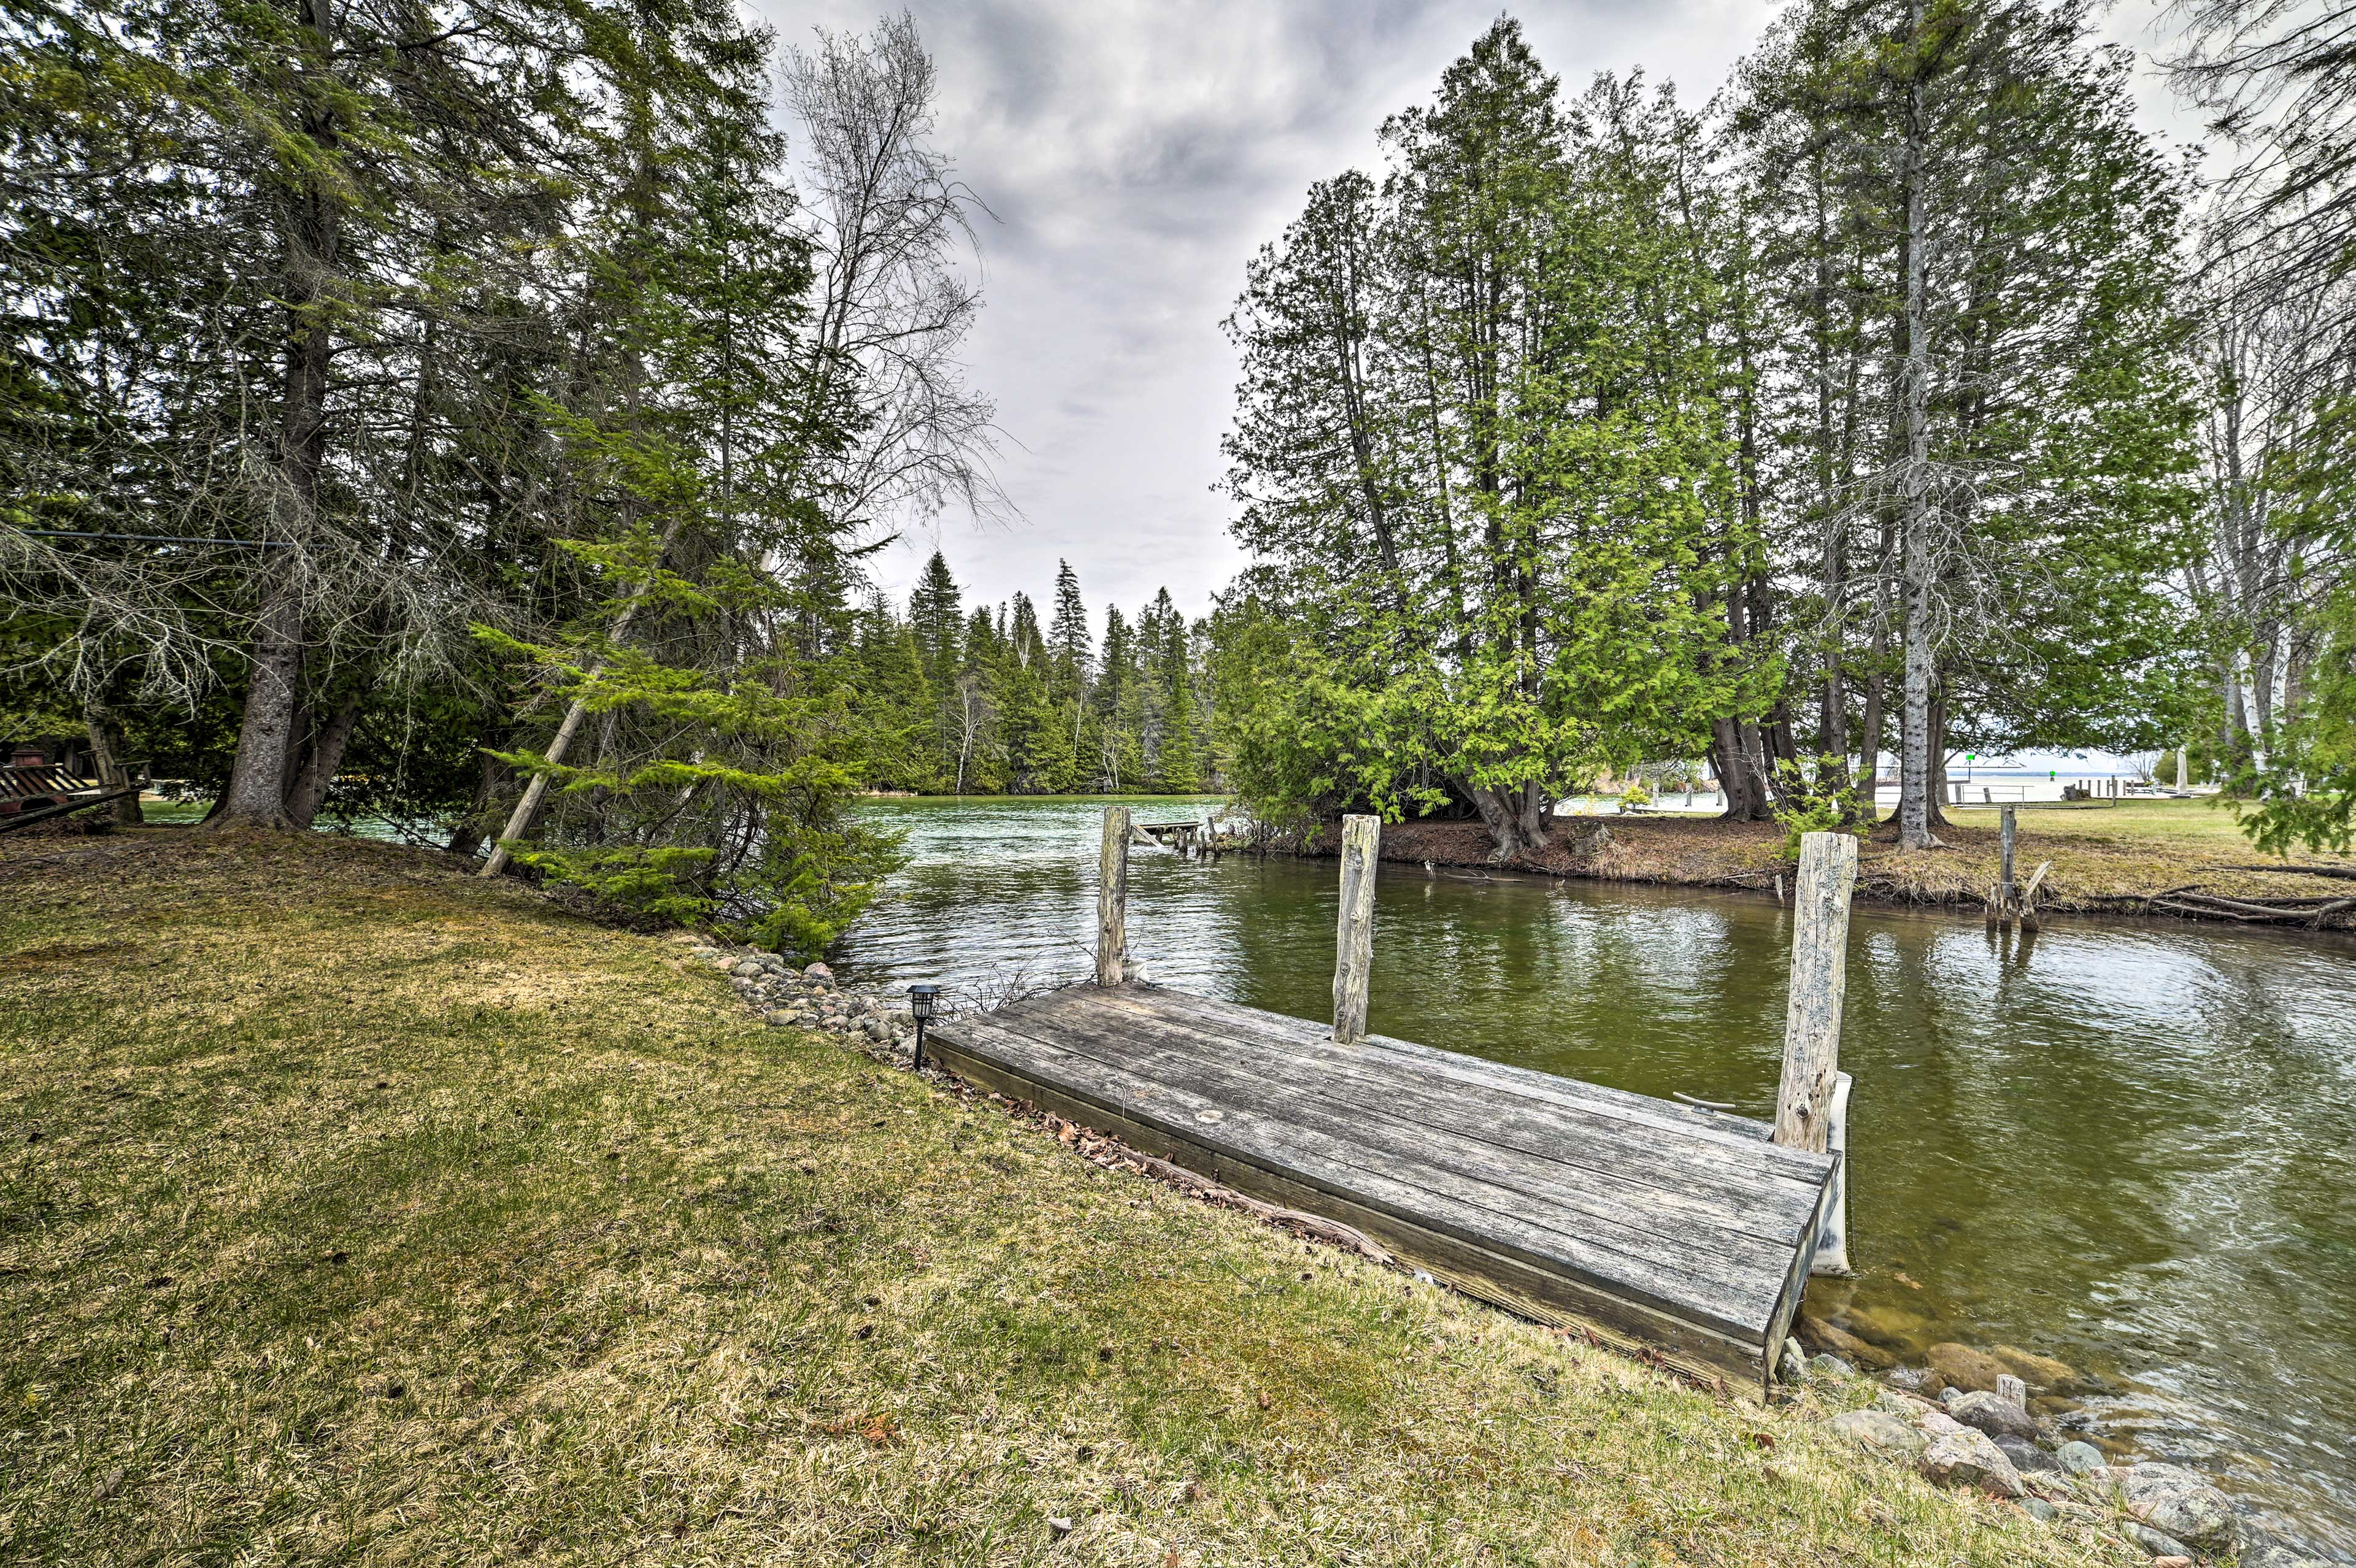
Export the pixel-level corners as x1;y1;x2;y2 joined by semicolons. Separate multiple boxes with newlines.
0;830;2126;1566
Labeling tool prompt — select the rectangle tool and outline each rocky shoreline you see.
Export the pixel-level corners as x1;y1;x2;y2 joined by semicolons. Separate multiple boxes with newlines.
687;940;927;1060
1793;1341;2339;1565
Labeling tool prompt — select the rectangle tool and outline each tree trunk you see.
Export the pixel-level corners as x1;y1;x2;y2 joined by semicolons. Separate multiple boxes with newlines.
1714;577;1774;820
210;0;340;831
1712;718;1771;822
82;694;143;826
214;586;309;828
2222;652;2250;763
1515;780;1549;852
287;693;364;829
1896;9;1941;851
1465;782;1547;862
447;748;512;857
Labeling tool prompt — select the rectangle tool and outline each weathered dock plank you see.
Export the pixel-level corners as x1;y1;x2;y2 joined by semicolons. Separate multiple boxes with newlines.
927;982;1836;1397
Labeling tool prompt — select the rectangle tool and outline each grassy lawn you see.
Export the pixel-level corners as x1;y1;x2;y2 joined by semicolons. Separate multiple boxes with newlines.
0;830;2120;1566
1891;795;2354;906
1373;794;2355;921
1936;794;2274;850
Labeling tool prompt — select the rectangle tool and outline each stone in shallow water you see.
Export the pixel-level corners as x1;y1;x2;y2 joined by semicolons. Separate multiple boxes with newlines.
1798;1312;1892;1368
1808;1352;1854;1379
1927;1342;2011;1394
2054;1439;2105;1475
2238;1531;2339;1568
1945;1389;2042;1440
1838;1299;1929;1350
1988;1344;2088;1393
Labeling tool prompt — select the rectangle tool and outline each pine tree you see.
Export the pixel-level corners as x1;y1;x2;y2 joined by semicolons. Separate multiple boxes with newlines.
1048;560;1091;701
952;604;1007;793
908;551;963;684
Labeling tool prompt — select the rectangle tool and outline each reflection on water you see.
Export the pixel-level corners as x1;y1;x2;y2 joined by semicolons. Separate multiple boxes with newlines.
843;796;2356;1553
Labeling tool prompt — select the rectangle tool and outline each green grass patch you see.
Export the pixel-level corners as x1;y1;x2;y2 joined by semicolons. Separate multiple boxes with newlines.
0;830;2121;1565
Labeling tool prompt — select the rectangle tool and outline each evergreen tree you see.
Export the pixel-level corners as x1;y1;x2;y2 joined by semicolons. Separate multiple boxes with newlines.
952;604;1007;793
1048;559;1091;702
908;550;964;684
1218;21;1742;854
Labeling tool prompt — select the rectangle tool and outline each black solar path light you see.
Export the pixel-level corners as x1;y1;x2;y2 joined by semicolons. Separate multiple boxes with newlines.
906;983;942;1070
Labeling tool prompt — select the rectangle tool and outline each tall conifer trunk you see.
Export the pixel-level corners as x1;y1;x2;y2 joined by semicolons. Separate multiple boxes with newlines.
1896;0;1942;851
212;0;339;829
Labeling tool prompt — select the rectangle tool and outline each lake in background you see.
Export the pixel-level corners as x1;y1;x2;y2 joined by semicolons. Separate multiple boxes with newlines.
841;794;2356;1555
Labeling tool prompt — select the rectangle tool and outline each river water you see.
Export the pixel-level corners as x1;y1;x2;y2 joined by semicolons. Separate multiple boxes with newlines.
839;796;2356;1553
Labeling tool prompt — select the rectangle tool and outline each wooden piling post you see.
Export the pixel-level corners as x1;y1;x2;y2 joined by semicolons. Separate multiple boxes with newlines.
1998;804;2017;924
1773;831;1858;1155
2020;859;2051;933
1811;1070;1855;1276
1097;805;1131;985
1331;814;1380;1044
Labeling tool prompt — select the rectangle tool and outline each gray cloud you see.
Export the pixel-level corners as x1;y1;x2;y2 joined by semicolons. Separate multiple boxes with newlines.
752;0;2200;628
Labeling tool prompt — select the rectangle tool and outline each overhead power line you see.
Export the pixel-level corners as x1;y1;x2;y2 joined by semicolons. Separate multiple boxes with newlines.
10;530;295;548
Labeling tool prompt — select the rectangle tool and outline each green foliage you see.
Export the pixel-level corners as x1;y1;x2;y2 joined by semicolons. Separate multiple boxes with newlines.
839;556;1211;798
480;531;906;957
2233;583;2356;856
509;844;719;923
1769;758;1868;861
1217;29;1760;850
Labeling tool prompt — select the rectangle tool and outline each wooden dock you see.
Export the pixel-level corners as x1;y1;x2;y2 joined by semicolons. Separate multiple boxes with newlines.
928;981;1839;1398
912;809;1861;1399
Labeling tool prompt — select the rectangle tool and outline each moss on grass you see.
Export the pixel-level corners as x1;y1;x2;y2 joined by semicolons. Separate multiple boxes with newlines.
0;831;2123;1565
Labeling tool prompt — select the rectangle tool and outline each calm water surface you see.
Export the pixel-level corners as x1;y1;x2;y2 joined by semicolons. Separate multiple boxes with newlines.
841;796;2356;1553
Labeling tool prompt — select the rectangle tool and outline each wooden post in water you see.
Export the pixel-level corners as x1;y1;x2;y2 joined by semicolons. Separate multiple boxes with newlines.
1998;804;2017;925
1097;805;1131;985
1331;814;1380;1043
1813;1070;1855;1275
1773;831;1857;1156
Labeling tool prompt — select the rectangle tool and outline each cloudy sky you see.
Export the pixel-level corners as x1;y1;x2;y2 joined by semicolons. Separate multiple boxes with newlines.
750;0;2205;626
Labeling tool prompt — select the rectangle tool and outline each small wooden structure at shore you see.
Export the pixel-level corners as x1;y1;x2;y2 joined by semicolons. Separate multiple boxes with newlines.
0;761;144;834
926;809;1860;1400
